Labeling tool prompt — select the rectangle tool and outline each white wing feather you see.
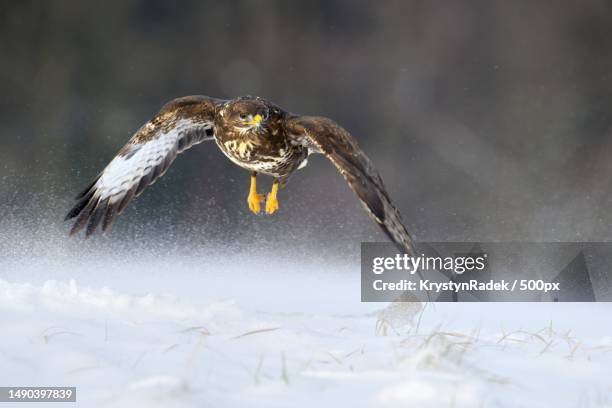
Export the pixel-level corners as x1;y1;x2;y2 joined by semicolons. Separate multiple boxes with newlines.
97;121;189;203
66;118;213;236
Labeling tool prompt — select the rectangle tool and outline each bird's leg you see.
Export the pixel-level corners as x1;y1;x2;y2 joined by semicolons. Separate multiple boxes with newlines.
247;172;265;214
265;179;280;214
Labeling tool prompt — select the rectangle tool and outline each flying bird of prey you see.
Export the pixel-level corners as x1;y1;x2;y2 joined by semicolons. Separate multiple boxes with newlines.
66;95;415;254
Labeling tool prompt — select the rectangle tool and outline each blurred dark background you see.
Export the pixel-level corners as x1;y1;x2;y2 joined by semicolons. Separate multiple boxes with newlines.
2;0;612;253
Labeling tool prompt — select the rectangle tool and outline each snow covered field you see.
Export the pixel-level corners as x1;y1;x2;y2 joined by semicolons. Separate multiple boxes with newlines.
1;220;612;408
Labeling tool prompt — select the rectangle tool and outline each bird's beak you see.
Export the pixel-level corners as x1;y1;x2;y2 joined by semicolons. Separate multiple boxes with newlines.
249;114;263;126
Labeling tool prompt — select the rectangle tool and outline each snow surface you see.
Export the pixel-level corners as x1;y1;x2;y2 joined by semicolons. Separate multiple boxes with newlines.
1;221;612;407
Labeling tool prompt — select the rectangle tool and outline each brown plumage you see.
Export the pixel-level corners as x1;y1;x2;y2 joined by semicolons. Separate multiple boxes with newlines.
65;95;416;255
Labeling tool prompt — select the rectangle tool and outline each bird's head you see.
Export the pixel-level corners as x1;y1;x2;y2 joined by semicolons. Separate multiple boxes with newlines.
223;96;282;135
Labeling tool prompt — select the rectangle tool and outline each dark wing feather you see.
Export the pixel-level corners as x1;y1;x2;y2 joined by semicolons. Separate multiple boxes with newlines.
65;95;224;237
286;115;416;255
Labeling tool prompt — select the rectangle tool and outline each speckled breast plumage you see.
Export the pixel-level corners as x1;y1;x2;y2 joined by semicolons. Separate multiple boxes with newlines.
214;125;307;179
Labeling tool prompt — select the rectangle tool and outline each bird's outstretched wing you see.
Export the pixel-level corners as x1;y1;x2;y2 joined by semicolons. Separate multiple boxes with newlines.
285;115;416;255
65;95;224;237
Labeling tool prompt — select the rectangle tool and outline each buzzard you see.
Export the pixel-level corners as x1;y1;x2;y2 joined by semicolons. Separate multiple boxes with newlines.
66;95;415;254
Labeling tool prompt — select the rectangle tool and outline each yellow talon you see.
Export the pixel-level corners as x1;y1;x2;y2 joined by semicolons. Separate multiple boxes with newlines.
265;180;279;214
248;192;264;214
248;173;264;214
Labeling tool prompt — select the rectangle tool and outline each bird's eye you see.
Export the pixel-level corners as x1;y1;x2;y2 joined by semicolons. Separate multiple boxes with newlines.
239;113;248;120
